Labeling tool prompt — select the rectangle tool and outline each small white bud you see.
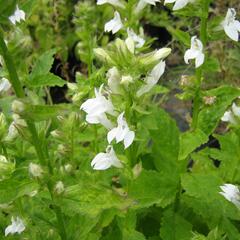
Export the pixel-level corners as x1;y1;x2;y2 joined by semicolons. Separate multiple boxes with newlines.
121;75;133;85
64;164;73;173
54;181;65;195
29;163;43;178
12;100;25;114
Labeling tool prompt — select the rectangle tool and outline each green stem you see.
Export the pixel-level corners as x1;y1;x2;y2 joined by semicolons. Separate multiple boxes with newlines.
191;1;210;130
47;182;67;240
0;28;67;240
0;29;47;164
0;30;25;98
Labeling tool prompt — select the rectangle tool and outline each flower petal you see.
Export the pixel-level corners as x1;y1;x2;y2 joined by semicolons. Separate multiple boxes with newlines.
124;130;135;148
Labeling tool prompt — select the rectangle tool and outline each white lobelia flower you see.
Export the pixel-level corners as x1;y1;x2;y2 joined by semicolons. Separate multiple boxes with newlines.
29;163;43;178
107;112;135;149
0;78;11;93
91;145;123;170
107;67;121;94
127;28;145;49
184;36;205;68
9;5;25;25
97;0;125;8
5;216;25;236
221;110;236;124
80;84;115;129
135;0;160;13
221;102;240;124
104;11;123;34
220;184;240;207
222;8;240;42
137;60;166;97
164;0;194;11
232;103;240;117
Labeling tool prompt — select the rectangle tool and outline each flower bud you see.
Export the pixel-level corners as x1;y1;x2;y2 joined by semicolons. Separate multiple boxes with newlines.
54;181;65;195
125;37;135;54
132;162;142;179
50;130;62;138
64;164;73;173
94;48;113;64
0;78;11;93
203;96;216;105
12;100;25;114
139;48;171;65
121;75;133;85
29;163;43;178
107;67;121;94
0;155;15;180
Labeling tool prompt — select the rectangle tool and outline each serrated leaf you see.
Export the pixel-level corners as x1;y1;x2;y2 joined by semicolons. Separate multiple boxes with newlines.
23;104;68;121
197;86;240;135
128;170;178;208
179;129;208;160
160;209;192;240
210;130;240;182
149;108;179;171
0;179;38;204
30;49;56;79
181;173;240;227
28;73;66;88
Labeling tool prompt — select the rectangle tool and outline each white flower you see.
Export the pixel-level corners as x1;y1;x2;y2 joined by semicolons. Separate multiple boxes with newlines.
232;103;240;116
220;184;240;207
5;217;25;236
135;0;160;13
107;112;135;149
97;0;125;8
91;145;123;170
221;102;240;124
0;78;11;93
221;111;236;124
80;84;115;129
164;0;194;11
127;28;145;48
29;163;43;178
184;36;205;68
137;60;166;96
9;5;25;25
104;11;123;34
222;8;240;42
107;67;121;94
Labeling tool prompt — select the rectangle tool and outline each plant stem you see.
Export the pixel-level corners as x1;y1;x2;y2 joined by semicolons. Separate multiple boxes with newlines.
0;29;47;164
0;29;67;240
191;1;210;130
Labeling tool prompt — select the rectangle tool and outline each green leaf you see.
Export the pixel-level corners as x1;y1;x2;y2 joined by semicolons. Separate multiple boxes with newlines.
167;28;190;47
149;108;179;171
179;129;208;160
28;73;66;88
209;129;240;182
160;209;192;240
128;170;179;208
181;173;240;227
23;104;69;122
30;49;56;79
197;86;240;135
0;179;38;204
0;0;16;22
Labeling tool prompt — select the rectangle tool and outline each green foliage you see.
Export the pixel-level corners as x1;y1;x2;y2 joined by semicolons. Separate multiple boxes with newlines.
0;0;240;239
